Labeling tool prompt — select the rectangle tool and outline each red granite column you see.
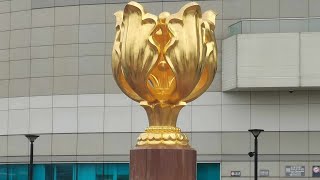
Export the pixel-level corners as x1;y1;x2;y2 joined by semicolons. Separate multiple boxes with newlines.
130;147;196;180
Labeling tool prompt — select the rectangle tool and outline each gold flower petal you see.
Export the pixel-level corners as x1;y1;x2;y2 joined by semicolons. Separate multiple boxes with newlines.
119;1;159;102
183;13;218;102
112;11;143;102
164;3;204;103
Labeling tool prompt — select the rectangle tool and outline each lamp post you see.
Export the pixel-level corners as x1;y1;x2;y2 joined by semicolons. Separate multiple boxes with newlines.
248;129;264;180
25;134;39;180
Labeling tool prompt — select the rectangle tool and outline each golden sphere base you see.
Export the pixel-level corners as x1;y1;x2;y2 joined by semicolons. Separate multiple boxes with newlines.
136;126;189;147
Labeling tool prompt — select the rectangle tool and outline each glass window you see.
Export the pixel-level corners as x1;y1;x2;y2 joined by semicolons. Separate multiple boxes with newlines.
197;163;220;180
8;164;28;180
78;163;103;180
53;164;76;180
0;162;220;180
104;163;129;180
34;164;52;180
0;165;7;180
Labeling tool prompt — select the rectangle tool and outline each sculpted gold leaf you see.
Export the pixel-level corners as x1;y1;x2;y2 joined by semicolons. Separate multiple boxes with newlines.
112;1;217;147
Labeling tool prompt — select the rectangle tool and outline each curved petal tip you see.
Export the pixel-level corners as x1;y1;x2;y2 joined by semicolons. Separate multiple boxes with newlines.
114;11;123;26
202;10;217;25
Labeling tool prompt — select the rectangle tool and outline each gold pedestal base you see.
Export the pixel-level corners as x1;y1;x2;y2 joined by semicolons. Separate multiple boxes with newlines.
136;126;189;147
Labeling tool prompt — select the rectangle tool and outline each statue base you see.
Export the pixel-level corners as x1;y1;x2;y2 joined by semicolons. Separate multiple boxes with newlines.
130;147;196;180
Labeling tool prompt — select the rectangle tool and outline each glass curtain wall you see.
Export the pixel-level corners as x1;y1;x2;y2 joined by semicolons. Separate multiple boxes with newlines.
0;163;219;180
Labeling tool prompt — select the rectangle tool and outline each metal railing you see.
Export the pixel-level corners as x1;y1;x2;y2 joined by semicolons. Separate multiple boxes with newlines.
228;17;320;37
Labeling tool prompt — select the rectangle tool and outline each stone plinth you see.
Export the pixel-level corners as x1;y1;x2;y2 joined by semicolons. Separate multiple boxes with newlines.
130;147;196;180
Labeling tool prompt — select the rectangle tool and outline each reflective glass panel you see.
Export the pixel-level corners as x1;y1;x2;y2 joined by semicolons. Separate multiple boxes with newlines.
34;164;52;180
0;162;220;180
53;164;76;180
197;163;220;180
0;165;7;180
78;163;103;180
8;164;28;180
104;163;129;180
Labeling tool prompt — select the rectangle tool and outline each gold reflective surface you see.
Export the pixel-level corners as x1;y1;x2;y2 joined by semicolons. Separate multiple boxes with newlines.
112;1;217;147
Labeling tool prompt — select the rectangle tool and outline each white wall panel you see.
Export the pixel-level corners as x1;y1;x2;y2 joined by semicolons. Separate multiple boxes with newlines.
11;0;31;12
30;96;52;108
237;33;299;88
55;6;79;25
31;46;53;59
104;133;131;155
222;35;237;91
0;136;7;157
7;135;29;156
79;43;105;56
222;105;250;131
131;106;148;132
251;91;279;104
11;11;31;30
105;106;131;132
77;134;103;155
52;134;77;155
53;107;77;133
34;135;52;155
78;94;104;107
280;0;308;18
258;132;280;154
280;105;308;131
280;91;308;104
31;27;54;46
0;111;8;135
221;162;250;177
53;95;77;107
79;24;105;43
78;107;104;133
301;32;320;86
222;0;250;19
9;97;29;110
29;108;52;133
0;98;8;111
251;0;279;18
192;92;221;105
192;106;222;132
0;32;10;49
0;50;9;62
223;33;320;90
309;104;320;131
251;105;279;131
250;162;280;176
8;109;29;134
32;8;54;27
177;105;191;132
309;132;320;154
105;94;131;107
222;92;250;105
309;91;320;103
192;133;221;154
80;5;105;24
280;132;309;154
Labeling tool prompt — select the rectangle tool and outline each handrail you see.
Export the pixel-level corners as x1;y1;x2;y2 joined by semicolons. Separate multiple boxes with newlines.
228;17;320;37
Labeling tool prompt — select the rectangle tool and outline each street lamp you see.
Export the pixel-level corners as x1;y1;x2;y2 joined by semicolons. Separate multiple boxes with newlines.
25;134;39;180
248;129;264;180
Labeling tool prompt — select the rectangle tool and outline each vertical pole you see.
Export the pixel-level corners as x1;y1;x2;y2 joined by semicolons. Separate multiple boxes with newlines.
29;141;34;180
254;136;258;180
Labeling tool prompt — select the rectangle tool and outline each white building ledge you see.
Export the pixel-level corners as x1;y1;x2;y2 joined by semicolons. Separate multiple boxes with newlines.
222;32;320;91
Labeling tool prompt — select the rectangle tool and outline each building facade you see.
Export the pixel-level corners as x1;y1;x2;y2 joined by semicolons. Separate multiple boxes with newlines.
0;0;320;179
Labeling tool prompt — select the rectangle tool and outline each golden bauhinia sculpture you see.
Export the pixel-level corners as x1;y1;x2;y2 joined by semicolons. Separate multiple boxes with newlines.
112;1;217;147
